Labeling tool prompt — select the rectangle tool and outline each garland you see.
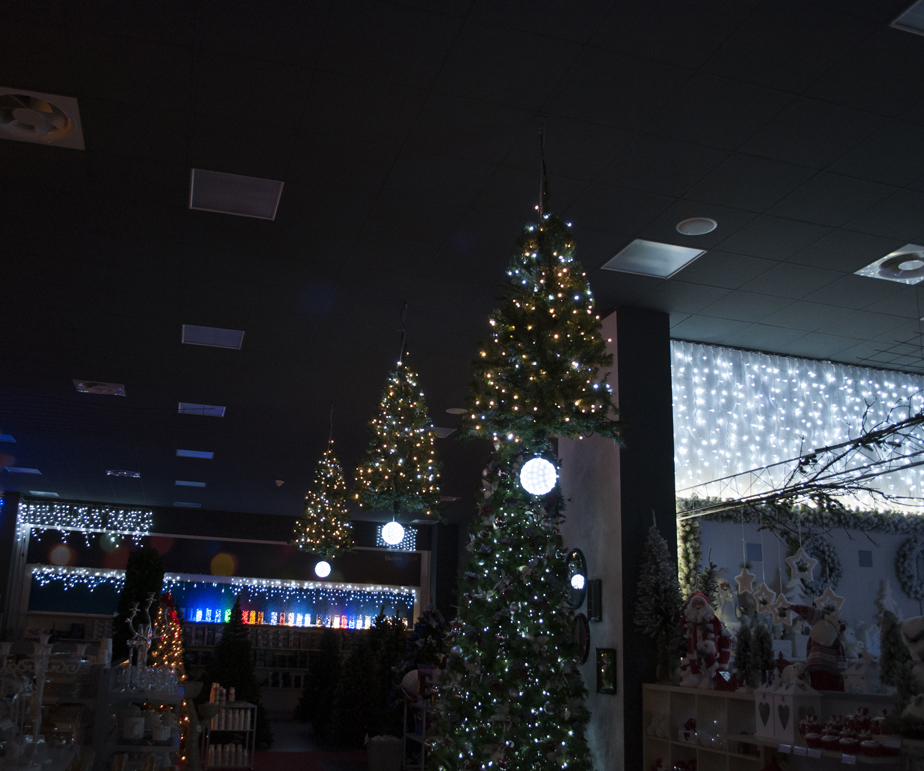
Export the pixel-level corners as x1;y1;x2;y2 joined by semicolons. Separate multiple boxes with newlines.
896;537;924;603
677;518;701;600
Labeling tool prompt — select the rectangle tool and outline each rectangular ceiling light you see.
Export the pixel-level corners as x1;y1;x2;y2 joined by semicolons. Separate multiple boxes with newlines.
6;466;41;474
174;501;202;508
433;427;456;438
189;169;284;220
181;325;244;349
73;380;126;395
0;434;14;442
601;239;706;278
856;244;924;285
178;402;226;417
176;449;214;459
893;0;924;35
28;491;59;497
107;469;141;478
176;480;206;487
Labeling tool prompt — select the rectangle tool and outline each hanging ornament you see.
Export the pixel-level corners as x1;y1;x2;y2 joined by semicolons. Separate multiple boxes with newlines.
314;560;331;578
768;595;795;627
786;546;818;582
815;586;846;615
382;520;406;546
519;457;557;495
753;582;778;614
735;565;757;595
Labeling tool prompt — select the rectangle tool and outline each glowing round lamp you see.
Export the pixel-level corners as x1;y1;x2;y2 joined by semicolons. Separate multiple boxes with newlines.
570;573;586;591
520;457;557;495
314;560;331;578
382;521;406;546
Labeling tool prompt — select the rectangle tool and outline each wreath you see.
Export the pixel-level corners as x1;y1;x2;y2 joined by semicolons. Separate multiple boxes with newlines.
803;535;842;596
896;536;924;603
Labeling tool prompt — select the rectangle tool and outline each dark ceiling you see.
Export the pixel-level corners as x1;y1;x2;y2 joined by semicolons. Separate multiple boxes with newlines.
3;0;924;524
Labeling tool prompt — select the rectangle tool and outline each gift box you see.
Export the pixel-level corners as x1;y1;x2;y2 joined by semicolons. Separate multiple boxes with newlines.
773;679;822;744
755;683;776;738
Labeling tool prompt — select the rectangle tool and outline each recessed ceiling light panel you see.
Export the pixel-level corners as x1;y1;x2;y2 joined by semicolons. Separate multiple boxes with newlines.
433;427;456;438
190;169;283;220
0;434;15;443
176;449;214;459
107;469;140;478
856;244;924;285
181;325;244;350
28;491;59;497
601;239;706;279
176;480;206;487
74;380;126;396
893;0;924;36
676;217;718;236
6;466;40;474
0;87;85;149
174;501;201;508
178;402;226;417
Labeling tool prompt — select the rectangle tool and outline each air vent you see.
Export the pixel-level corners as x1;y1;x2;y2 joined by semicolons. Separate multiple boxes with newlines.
107;470;140;478
73;380;126;396
0;87;85;149
189;169;283;220
601;239;706;278
856;244;924;285
178;402;226;417
893;0;924;36
181;325;244;350
176;480;206;487
5;467;40;474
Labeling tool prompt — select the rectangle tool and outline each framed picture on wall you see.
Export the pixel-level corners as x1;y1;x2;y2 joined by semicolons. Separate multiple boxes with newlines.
596;647;616;694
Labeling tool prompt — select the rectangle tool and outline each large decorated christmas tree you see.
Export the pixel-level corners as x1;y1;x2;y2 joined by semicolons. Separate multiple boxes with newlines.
354;362;441;518
432;210;623;771
151;593;186;680
292;439;353;558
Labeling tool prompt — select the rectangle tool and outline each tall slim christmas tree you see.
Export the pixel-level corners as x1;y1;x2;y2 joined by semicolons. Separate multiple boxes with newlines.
151;593;186;680
292;439;353;558
635;524;682;683
433;207;623;771
354;362;441;518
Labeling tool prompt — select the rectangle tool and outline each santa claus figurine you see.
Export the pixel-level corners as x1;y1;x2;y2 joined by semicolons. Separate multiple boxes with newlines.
791;604;846;691
680;591;732;688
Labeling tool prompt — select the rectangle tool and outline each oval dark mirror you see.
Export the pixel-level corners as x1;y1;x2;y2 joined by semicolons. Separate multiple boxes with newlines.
573;613;590;664
566;548;588;608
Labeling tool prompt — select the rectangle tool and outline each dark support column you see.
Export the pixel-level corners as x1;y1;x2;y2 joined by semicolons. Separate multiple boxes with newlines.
615;308;676;771
433;522;459;620
0;492;21;637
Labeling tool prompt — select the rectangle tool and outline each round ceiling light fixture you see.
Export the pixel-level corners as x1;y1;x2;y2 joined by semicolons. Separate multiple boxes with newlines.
382;520;406;546
314;560;331;578
676;217;718;236
519;457;557;496
446;407;467;415
879;252;924;280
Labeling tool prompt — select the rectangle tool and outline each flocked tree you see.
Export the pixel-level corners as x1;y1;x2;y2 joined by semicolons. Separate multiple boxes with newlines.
734;622;754;688
201;597;273;750
292;439;353;559
433;207;624;771
880;610;923;707
635;523;683;683
151;593;185;680
751;622;774;683
354;362;441;519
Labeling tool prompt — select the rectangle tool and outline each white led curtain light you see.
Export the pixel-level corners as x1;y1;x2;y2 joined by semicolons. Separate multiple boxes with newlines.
672;341;924;507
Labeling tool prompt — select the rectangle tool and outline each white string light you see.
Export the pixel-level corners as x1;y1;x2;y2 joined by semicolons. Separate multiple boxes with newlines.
31;565;126;590
20;500;153;539
672;341;924;508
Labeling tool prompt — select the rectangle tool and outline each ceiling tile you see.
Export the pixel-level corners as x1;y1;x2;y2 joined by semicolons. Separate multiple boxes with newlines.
63;0;195;46
638;281;730;314
0;20;80;95
844;190;924;241
767;173;895;227
605;135;728;197
472;166;587;219
759;301;853;331
803;274;907;310
468;0;615;43
807;27;924;117
564;183;675;234
647;73;792;151
737;263;840;299
592;271;664;309
740;97;886;169
362;192;467;247
570;226;634;272
545;47;691;131
668;250;774;289
592;0;757;69
434;21;581;111
829;121;924;187
686;155;816;213
317;1;464;89
787;229;904;272
699;291;792;322
701;0;870;93
189;117;297;180
779;332;861;359
863;288;924;318
287;134;400;194
720;324;807;351
715;215;831;260
639;200;756;251
804;0;911;23
404;91;535;164
382;149;496;208
815;309;910;339
668;314;751;343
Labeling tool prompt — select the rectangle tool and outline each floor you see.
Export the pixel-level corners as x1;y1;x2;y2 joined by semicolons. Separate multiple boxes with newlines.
253;720;368;771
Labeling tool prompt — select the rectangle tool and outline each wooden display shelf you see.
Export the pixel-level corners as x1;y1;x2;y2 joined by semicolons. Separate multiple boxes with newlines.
744;733;902;765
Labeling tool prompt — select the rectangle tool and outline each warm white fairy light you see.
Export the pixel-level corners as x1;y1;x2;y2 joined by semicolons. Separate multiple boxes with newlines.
20;500;153;538
672;341;924;508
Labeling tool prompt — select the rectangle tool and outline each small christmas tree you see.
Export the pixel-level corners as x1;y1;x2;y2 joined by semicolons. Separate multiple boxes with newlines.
354;363;441;518
635;523;683;683
751;622;774;683
202;597;273;749
735;622;754;688
695;549;719;607
295;628;341;741
292;439;353;559
880;610;923;707
151;593;185;680
401;605;448;672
